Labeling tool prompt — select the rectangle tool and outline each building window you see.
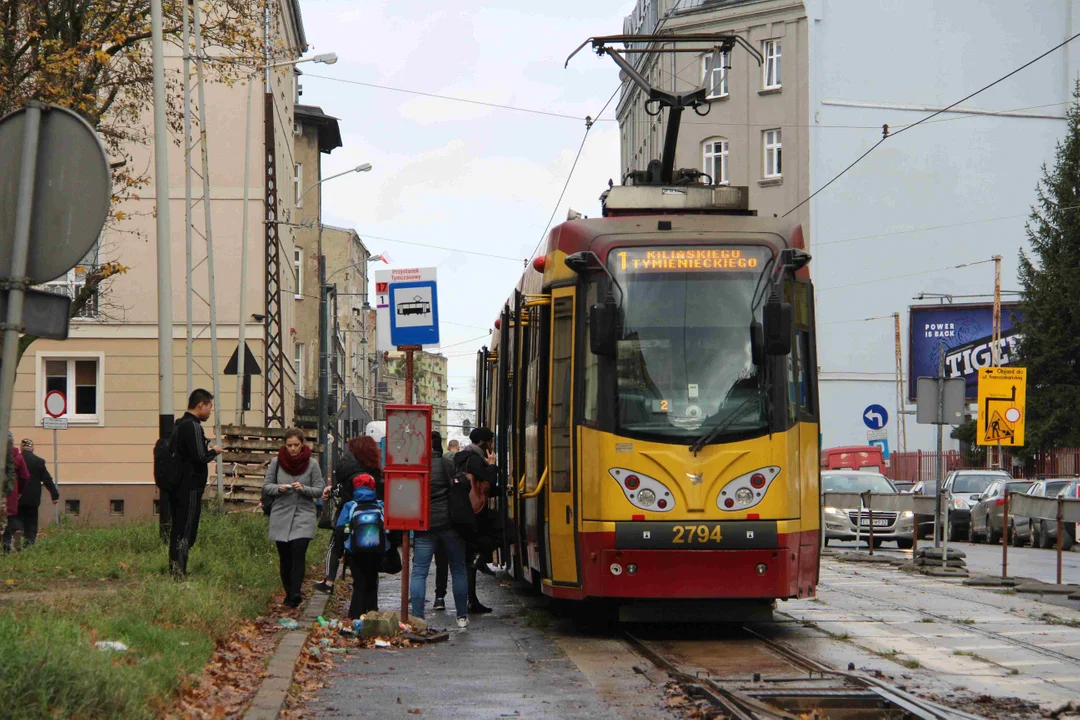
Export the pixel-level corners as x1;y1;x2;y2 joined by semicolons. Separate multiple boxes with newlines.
42;357;102;423
703;138;729;185
702;50;729;98
763;40;782;89
763;129;782;178
110;499;124;516
40;267;97;319
294;163;303;207
294;247;303;299
295;343;305;396
65;499;80;516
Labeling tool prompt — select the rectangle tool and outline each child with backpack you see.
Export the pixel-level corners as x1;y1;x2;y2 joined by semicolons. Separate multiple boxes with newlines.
335;473;386;619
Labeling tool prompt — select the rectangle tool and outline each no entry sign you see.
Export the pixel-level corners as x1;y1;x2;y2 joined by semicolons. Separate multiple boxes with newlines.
44;390;66;418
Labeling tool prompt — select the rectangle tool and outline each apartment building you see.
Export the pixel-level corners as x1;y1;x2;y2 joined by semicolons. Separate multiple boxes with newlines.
618;0;1077;450
10;0;307;525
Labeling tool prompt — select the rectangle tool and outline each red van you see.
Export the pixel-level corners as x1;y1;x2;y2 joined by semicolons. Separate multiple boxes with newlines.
821;446;885;473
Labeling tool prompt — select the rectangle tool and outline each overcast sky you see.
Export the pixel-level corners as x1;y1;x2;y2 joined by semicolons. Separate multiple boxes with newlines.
300;0;635;426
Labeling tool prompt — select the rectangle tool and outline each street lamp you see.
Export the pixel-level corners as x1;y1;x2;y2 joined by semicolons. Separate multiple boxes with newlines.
299;164;372;207
235;52;338;424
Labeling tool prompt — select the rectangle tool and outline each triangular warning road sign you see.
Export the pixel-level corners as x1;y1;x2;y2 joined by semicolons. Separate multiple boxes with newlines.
984;410;1014;443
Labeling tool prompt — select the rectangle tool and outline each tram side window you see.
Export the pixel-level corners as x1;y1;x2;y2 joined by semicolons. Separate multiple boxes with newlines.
582;282;599;424
794;282;815;419
550;296;573;493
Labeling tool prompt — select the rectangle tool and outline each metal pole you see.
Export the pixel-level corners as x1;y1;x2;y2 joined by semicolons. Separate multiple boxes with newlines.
318;256;329;472
1057;497;1064;585
401;346;416;622
868;496;875;555
235;76;254;425
52;428;59;526
192;1;223;497
934;342;945;548
1002;491;1009;579
0;104;40;480
894;313;907;455
151;0;175;440
182;0;194;399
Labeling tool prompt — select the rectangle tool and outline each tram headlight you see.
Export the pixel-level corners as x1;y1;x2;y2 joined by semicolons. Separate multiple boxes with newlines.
735;488;754;506
637;489;657;507
717;466;781;512
609;468;676;513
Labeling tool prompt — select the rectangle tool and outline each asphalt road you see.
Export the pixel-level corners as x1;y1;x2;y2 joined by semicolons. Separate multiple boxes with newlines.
830;537;1080;585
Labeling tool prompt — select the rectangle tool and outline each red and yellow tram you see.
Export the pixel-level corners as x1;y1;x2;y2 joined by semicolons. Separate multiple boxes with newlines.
476;184;820;620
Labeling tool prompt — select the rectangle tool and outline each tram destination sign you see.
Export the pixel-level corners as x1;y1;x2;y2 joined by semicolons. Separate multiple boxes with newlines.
614;246;769;273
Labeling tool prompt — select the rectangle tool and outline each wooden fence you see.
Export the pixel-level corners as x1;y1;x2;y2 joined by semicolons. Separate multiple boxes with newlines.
204;425;322;506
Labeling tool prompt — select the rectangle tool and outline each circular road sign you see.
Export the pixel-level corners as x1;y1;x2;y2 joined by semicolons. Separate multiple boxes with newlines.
1004;407;1021;424
44;390;66;418
0;103;110;284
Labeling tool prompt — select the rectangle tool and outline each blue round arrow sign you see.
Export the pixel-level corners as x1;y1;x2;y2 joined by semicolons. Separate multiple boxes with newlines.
863;404;889;430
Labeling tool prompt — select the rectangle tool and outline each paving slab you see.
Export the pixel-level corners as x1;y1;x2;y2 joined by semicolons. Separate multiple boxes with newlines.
1015;583;1079;595
306;570;623;719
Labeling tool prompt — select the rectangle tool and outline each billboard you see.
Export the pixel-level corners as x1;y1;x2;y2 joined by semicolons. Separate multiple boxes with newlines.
908;303;1023;402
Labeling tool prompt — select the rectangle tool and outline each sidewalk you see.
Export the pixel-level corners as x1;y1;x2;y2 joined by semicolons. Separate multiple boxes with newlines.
304;567;621;719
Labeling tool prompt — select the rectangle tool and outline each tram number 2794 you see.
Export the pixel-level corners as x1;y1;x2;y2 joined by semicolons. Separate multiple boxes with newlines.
673;524;723;544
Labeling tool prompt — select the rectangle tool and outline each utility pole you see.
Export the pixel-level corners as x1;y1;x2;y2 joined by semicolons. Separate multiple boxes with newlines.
318;255;329;472
192;1;224;496
992;255;1003;471
151;0;174;439
894;312;907;455
934;341;945;548
182;0;194;399
235;75;255;425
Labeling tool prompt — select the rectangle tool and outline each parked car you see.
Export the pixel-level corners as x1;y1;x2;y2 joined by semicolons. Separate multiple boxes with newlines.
941;470;1012;542
821;471;913;549
1012;478;1075;547
1020;478;1078;550
968;480;1032;544
892;481;916;494
910;479;941;539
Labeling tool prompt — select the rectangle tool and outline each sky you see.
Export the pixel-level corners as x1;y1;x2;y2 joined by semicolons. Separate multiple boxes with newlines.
298;0;636;427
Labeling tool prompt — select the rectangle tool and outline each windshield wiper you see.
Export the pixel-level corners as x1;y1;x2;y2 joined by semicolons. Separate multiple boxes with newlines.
689;391;763;455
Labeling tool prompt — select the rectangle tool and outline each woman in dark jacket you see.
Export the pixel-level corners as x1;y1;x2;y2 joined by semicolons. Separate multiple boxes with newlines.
317;435;383;593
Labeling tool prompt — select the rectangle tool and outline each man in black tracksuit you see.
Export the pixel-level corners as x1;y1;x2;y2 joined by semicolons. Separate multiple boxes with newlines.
454;427;501;614
13;440;59;548
169;389;221;576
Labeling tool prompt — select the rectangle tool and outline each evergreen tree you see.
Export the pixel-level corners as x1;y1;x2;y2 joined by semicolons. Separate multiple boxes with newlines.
1016;81;1080;450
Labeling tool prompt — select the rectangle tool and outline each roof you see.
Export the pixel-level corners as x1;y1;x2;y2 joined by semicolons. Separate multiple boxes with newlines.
295;104;342;153
290;0;306;49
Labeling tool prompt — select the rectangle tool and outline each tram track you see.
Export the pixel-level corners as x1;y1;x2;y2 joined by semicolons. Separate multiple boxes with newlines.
621;625;988;720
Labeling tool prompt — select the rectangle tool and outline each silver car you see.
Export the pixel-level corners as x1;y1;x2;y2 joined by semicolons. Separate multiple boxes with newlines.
822;471;914;549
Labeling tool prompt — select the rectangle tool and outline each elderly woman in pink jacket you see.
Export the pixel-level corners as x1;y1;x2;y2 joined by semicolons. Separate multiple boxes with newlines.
4;432;29;553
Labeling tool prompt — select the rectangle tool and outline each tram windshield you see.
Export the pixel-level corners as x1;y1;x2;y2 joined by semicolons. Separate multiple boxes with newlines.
609;245;773;442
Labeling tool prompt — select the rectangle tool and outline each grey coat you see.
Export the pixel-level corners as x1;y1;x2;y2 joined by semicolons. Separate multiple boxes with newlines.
264;457;325;542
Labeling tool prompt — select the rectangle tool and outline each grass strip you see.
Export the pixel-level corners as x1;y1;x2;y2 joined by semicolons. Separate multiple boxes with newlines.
0;508;327;719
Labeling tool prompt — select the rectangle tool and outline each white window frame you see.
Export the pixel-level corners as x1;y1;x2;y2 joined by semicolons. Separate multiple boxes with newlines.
295;343;305;396
294;247;303;299
294;162;303;208
763;129;782;178
702;51;729;99
35;351;106;426
702;138;729;185
763;40;782;89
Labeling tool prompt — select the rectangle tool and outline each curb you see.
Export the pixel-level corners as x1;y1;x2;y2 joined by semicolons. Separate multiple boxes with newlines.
244;591;331;720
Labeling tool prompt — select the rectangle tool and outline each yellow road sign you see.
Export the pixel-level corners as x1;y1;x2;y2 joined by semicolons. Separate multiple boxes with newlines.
977;367;1026;446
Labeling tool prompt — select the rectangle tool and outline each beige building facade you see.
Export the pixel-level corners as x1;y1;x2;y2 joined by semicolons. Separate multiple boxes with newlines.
384;351;448;437
11;0;307;526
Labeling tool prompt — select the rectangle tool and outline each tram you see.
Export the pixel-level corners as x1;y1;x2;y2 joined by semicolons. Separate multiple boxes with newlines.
475;184;820;620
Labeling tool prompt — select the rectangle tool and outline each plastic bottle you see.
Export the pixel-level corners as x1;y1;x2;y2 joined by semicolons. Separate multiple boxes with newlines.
352;618;363;633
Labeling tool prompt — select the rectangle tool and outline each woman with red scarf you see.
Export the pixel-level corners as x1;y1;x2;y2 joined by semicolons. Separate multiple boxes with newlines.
264;428;325;608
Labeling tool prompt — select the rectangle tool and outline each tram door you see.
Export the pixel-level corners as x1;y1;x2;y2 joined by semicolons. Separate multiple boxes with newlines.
546;289;579;585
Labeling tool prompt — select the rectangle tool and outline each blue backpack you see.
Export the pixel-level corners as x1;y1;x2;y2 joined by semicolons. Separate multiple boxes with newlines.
345;502;386;554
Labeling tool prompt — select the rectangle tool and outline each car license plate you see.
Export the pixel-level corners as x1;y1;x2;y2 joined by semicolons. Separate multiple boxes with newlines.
859;518;890;527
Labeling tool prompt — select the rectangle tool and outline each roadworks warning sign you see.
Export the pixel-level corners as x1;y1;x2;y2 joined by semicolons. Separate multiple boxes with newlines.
977;367;1026;447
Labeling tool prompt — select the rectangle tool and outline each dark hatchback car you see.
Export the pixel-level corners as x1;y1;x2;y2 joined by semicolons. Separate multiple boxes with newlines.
968;480;1033;544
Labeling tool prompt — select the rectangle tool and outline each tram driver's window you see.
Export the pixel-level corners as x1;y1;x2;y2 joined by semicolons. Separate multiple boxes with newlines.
582;282;599;424
550;295;573;492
